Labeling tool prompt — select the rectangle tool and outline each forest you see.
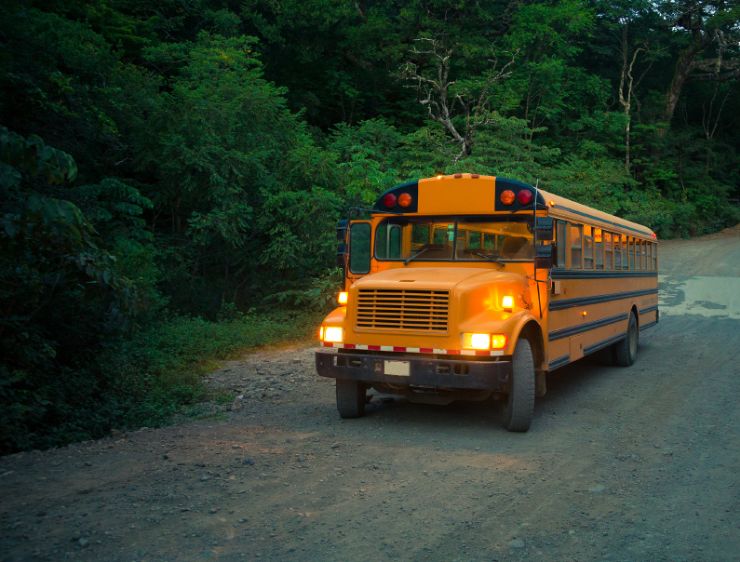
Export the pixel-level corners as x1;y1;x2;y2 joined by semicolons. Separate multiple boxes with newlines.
1;0;738;452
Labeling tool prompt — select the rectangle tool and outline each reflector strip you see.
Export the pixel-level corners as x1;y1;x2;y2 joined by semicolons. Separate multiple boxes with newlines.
321;342;504;356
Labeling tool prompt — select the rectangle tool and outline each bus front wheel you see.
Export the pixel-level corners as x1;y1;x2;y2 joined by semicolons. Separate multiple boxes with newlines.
336;379;366;418
614;311;638;367
502;339;535;432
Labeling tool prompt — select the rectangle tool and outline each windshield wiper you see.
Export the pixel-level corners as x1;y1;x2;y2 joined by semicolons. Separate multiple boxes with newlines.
404;246;431;265
471;251;502;262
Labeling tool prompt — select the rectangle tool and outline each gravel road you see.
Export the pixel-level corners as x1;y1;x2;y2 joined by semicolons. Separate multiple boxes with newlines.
1;227;739;562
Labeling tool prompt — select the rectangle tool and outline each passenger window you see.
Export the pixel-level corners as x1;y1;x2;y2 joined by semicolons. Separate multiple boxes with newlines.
646;242;651;270
604;232;613;270
569;223;582;269
556;220;566;267
594;228;604;270
621;236;629;269
583;225;594;269
628;237;635;270
614;233;622;269
652;243;658;270
642;240;648;269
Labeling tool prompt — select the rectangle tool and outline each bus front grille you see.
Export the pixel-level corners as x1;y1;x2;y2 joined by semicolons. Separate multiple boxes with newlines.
355;289;449;332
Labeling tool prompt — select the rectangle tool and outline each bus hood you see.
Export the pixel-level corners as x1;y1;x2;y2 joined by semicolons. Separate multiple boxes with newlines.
353;267;525;292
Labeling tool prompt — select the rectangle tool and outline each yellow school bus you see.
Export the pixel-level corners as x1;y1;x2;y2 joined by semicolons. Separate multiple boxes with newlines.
316;174;658;431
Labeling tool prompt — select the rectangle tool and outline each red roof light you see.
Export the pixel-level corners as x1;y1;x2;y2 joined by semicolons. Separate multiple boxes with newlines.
383;193;397;208
517;189;533;205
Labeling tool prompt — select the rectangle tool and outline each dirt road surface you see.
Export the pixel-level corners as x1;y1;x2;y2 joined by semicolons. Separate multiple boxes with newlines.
2;228;739;562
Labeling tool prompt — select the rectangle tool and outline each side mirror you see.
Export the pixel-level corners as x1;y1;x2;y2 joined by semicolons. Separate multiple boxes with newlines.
535;244;553;270
336;219;348;270
336;219;348;240
535;217;554;241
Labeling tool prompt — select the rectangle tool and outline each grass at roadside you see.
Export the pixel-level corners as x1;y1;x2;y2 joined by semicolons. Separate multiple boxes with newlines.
103;310;322;432
1;309;323;454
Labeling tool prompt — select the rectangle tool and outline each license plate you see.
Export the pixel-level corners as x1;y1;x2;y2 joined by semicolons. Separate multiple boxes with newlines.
384;360;410;377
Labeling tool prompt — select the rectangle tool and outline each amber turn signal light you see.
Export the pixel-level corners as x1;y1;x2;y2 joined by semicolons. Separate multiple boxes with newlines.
500;190;515;205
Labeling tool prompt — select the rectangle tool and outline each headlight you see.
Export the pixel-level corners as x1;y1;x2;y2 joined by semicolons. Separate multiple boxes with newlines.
462;333;491;350
337;291;348;305
462;333;507;350
323;326;343;343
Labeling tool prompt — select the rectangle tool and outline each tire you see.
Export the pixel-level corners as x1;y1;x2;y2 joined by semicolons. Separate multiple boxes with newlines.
502;339;536;432
336;379;366;418
614;311;638;367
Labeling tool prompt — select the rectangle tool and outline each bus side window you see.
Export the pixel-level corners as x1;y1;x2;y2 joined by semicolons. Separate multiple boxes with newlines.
628;237;635;270
569;223;582;269
652;243;658;270
583;225;594;269
594;228;604;270
556;220;566;267
604;232;613;270
621;235;629;269
614;233;621;269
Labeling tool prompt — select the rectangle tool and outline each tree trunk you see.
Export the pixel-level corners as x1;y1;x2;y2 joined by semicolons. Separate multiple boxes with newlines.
618;26;643;174
662;35;704;131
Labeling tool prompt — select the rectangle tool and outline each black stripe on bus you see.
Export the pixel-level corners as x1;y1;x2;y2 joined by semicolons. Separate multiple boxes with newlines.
583;334;625;355
553;204;654;237
548;313;628;341
639;305;658;315
548;354;570;370
551;269;658;279
640;320;658;331
550;289;658;311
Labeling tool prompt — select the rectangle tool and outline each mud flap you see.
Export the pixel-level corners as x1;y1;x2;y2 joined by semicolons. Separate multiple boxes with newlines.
536;370;547;397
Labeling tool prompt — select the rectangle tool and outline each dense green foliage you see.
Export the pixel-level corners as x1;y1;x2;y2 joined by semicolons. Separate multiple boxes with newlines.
1;0;738;451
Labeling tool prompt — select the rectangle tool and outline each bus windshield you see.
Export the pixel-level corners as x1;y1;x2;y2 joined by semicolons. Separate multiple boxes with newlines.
374;217;534;262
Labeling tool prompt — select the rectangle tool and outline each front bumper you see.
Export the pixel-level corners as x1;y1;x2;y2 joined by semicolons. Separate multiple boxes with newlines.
315;349;512;391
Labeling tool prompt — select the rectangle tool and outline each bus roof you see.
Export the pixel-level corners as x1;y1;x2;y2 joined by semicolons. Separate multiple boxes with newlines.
373;174;656;240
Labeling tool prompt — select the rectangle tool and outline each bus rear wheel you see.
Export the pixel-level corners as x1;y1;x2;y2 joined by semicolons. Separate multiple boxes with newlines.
336;379;366;418
502;339;535;432
614;311;638;367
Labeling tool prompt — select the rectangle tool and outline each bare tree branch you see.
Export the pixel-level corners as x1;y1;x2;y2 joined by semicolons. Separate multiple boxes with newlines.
400;38;516;163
